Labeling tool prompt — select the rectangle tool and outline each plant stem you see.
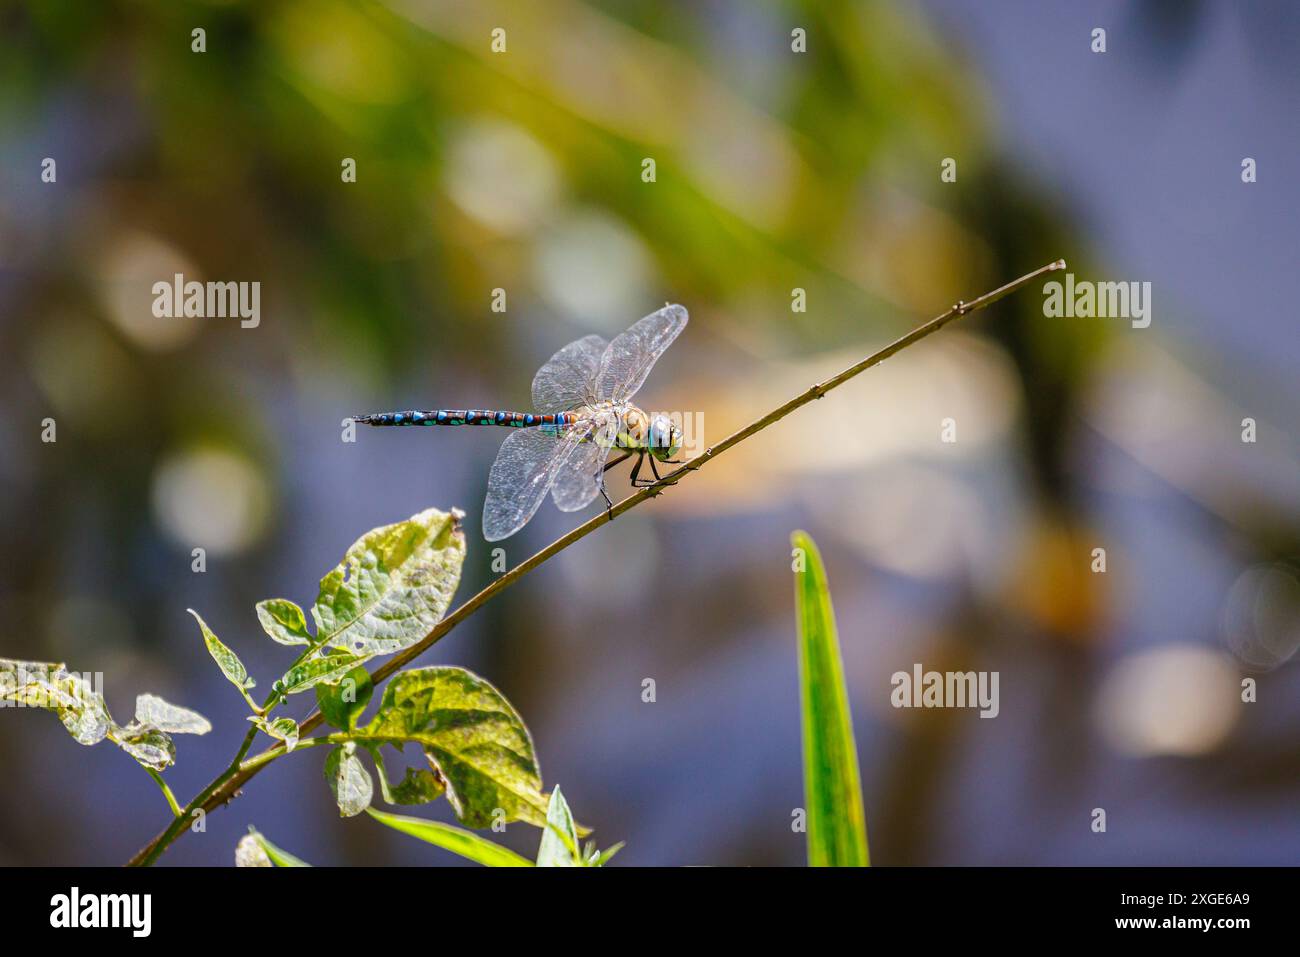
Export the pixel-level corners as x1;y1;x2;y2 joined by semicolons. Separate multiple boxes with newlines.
146;768;184;818
125;258;1064;866
239;688;264;716
231;723;260;765
237;734;337;772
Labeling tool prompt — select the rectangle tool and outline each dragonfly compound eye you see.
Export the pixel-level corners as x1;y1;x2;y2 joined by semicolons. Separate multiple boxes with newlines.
648;414;682;460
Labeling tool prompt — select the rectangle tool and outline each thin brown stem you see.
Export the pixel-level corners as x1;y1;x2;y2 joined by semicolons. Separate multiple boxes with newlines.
126;258;1064;866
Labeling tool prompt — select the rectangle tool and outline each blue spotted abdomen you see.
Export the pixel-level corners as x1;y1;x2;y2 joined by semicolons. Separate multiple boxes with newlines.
354;409;579;429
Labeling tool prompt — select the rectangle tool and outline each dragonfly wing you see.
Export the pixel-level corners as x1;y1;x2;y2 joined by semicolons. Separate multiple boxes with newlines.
550;440;610;512
531;333;607;413
482;423;593;541
594;304;688;402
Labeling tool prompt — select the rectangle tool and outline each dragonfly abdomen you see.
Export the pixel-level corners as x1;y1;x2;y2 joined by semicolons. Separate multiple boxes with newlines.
354;409;579;429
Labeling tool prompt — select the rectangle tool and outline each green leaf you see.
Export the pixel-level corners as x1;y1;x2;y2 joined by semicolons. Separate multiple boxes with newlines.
188;609;256;698
792;531;869;867
256;599;313;646
55;674;113;746
360;666;549;829
0;662;208;774
312;507;466;656
0;659;47;701
365;808;532;867
536;785;580;867
315;652;374;730
1;661;199;771
588;842;624;867
112;723;177;771
278;651;371;696
244;828;311;867
325;742;373;817
0;658;63;705
386;767;445;805
536;788;621;867
369;748;446;806
2;660;112;746
134;693;211;734
251;716;300;752
234;833;272;867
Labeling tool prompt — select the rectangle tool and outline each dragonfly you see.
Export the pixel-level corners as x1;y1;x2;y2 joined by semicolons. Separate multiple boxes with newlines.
355;304;688;541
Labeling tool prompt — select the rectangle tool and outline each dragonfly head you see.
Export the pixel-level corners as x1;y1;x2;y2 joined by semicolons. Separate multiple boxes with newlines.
647;413;682;462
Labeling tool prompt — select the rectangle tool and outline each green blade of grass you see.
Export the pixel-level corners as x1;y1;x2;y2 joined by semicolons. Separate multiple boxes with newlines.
791;531;869;867
252;829;312;867
365;807;534;867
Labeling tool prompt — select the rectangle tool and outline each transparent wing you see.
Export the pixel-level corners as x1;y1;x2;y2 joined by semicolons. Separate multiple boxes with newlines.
550;440;610;512
594;304;688;402
531;333;607;413
482;422;594;541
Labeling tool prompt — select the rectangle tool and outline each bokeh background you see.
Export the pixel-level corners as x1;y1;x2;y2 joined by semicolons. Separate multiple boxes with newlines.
1;0;1297;866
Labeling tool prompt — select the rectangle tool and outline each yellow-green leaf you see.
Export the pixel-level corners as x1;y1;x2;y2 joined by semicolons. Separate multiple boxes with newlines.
2;660;112;746
278;651;370;696
366;808;532;867
188;609;255;696
245;828;311;867
313;508;466;656
135;693;211;735
536;785;580;867
251;715;300;752
325;741;373;817
369;747;445;806
112;723;177;771
256;599;313;646
792;531;869;867
316;653;374;731
360;666;549;829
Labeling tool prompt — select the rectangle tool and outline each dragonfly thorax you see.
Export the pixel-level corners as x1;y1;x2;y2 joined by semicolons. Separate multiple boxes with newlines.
577;403;681;461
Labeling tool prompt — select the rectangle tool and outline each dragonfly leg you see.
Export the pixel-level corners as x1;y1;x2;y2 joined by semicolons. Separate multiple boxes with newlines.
603;450;633;473
598;471;615;518
630;453;664;488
